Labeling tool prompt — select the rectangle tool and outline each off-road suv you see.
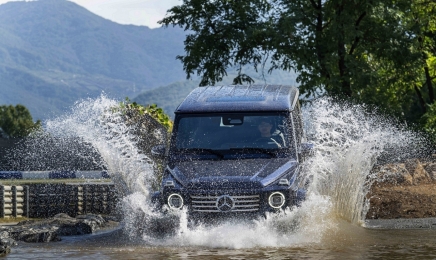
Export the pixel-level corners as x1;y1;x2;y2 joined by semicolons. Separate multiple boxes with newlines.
152;85;311;220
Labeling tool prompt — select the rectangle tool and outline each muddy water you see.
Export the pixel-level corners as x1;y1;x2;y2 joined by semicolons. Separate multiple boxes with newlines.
6;222;436;259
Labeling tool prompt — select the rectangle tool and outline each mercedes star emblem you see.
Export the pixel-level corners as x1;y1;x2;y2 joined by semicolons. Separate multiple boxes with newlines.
216;195;234;212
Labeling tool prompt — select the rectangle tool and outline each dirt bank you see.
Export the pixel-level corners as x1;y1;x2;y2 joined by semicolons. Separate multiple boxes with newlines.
366;157;436;219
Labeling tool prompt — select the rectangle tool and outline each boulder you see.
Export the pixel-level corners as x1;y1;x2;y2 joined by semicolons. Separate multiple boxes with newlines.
423;162;436;181
0;231;16;257
404;159;432;185
14;227;60;243
4;213;118;243
373;163;413;185
372;159;433;186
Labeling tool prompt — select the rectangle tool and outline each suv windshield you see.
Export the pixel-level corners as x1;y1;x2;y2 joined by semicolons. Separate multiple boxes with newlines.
173;113;294;153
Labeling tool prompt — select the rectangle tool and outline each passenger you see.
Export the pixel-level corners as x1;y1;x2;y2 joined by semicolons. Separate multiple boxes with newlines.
256;119;284;148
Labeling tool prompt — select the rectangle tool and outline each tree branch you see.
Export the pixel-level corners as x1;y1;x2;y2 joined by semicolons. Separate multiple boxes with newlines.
414;84;427;113
349;12;366;56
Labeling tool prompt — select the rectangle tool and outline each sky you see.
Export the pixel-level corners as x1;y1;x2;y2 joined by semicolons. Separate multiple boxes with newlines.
0;0;181;28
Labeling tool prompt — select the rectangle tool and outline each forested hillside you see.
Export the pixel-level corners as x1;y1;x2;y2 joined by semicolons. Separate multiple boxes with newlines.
0;0;186;120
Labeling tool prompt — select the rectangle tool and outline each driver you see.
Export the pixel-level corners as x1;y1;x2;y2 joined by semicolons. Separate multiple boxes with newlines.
256;118;283;148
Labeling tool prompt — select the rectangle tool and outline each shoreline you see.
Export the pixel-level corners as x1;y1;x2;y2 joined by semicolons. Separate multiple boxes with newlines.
365;217;436;229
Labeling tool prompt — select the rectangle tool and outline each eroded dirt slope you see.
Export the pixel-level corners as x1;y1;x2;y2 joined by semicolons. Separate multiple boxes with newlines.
366;157;436;219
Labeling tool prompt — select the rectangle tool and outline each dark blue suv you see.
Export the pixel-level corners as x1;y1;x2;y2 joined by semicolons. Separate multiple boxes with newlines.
152;85;311;221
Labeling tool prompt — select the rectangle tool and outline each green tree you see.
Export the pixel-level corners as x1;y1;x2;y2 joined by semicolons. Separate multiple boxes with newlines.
405;0;436;125
360;0;436;126
423;102;436;137
0;104;41;137
159;0;416;100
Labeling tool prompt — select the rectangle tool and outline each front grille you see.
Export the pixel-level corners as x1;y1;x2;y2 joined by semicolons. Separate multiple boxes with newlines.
190;194;260;212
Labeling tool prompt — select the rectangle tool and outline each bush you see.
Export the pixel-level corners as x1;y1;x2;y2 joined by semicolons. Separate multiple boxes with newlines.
0;104;41;138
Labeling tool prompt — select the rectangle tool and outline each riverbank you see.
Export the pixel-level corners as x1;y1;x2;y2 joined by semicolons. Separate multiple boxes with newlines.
0;213;120;256
366;157;436;219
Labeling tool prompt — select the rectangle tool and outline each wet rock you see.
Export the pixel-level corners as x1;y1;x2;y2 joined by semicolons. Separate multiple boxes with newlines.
4;213;119;243
14;227;61;243
374;163;413;185
423;162;436;181
0;231;16;256
404;159;432;185
372;158;433;186
0;213;119;256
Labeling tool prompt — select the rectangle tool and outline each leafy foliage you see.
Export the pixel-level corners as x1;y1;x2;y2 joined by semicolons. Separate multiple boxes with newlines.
160;0;413;97
160;0;436;137
423;102;436;136
0;104;41;137
120;99;173;131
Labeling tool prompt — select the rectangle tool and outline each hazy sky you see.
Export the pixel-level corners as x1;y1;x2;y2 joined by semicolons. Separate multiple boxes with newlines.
0;0;181;28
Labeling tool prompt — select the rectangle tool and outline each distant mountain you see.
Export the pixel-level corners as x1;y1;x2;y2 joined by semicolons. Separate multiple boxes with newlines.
133;69;298;118
0;0;186;120
133;80;200;118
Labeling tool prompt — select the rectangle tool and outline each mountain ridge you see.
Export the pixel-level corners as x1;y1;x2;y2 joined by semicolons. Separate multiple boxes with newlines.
0;0;186;120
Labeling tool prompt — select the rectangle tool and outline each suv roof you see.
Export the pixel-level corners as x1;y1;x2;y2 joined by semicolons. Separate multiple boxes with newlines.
175;85;299;114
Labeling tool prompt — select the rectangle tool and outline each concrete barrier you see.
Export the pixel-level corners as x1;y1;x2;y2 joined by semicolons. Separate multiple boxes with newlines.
0;171;110;179
0;185;28;218
0;183;118;218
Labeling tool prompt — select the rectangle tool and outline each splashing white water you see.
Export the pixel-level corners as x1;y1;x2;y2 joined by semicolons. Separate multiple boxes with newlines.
45;95;155;197
161;193;336;248
300;98;422;225
40;95;423;248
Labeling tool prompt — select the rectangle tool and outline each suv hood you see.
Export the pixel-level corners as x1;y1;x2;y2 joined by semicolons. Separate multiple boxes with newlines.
167;158;299;189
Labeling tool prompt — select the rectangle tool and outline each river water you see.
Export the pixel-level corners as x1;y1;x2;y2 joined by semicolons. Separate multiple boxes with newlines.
6;225;436;259
5;95;436;259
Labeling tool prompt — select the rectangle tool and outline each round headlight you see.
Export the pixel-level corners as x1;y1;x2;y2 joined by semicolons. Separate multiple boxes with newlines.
167;193;184;209
268;192;285;209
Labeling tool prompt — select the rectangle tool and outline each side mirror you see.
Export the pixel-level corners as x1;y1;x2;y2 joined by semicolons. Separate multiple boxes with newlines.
299;142;314;161
151;144;166;158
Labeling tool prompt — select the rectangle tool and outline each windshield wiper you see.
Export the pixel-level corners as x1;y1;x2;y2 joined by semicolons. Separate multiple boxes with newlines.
180;148;224;159
230;148;277;158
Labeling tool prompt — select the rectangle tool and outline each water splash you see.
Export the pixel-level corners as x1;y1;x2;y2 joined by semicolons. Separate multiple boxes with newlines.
149;97;423;248
162;193;336;248
44;95;156;197
300;98;423;225
16;95;425;248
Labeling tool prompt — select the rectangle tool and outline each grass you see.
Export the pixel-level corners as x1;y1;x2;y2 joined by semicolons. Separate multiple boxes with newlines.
0;217;33;224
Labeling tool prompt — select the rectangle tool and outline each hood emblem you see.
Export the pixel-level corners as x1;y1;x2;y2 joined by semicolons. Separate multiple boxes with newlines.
216;195;234;212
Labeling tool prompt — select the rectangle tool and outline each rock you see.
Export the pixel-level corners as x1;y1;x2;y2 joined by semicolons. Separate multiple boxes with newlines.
57;222;93;236
54;213;75;219
404;159;432;185
4;213;118;243
372;159;433;186
367;157;436;219
76;214;106;226
0;213;119;256
423;162;436;181
0;231;16;257
374;163;413;185
14;227;61;243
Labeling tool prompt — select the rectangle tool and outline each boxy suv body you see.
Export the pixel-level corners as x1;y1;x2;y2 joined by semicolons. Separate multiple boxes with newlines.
152;85;310;221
